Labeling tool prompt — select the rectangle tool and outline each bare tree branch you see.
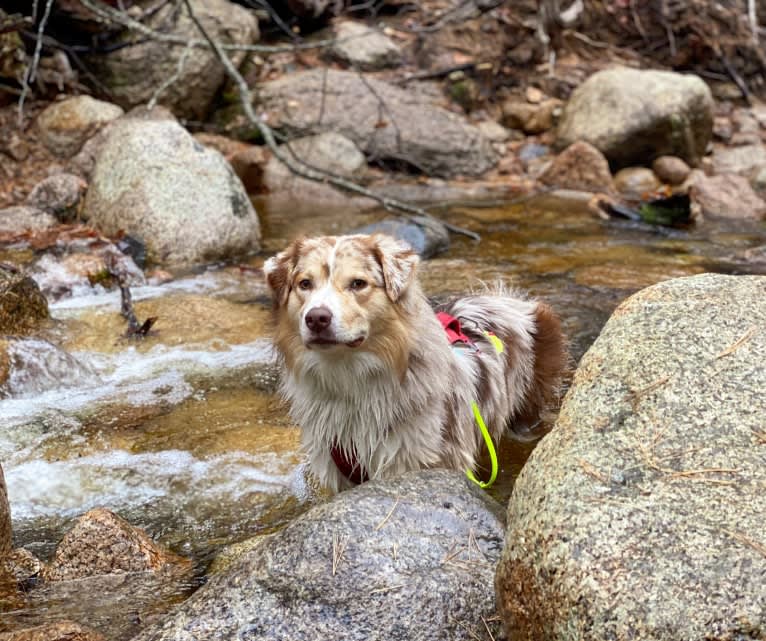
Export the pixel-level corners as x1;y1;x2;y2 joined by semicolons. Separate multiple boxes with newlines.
17;0;54;127
177;0;480;240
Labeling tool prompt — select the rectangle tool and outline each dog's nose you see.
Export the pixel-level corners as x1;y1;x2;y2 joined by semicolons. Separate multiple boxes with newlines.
305;306;333;332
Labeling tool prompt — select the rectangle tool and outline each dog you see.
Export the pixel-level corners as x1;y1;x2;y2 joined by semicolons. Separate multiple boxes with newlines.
264;234;566;493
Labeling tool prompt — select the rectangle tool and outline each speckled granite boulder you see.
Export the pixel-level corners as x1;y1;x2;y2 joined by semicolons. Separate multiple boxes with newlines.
83;119;261;266
134;470;505;641
43;508;190;581
557;67;714;167
496;274;766;641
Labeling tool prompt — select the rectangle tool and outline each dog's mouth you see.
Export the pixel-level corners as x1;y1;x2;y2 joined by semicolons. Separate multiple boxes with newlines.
307;336;366;349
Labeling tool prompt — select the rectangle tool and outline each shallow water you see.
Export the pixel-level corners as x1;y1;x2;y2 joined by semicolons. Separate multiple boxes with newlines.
1;195;763;636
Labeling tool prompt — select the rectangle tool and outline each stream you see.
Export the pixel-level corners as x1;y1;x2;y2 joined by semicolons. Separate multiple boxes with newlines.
1;194;764;637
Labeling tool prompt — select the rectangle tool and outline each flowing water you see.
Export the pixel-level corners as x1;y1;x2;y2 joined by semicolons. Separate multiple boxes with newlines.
1;195;764;637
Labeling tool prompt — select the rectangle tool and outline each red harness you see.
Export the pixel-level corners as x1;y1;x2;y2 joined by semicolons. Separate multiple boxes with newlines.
329;312;471;485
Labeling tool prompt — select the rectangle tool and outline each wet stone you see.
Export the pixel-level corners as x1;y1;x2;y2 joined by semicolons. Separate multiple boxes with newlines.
0;621;105;641
539;141;614;193
350;216;449;259
0;464;10;556
0;266;49;336
132;470;505;641
43;508;190;582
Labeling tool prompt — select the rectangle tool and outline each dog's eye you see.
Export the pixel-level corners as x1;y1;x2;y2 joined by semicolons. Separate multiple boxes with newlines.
349;279;368;291
297;278;313;291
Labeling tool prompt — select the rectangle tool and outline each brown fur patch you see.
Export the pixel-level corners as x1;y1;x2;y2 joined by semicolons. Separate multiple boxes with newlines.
512;303;566;435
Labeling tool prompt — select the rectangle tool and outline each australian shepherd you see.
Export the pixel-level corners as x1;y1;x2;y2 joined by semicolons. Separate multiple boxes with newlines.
264;234;566;493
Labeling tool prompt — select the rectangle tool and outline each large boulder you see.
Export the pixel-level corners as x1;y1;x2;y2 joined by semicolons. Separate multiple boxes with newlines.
0;266;49;335
0;464;10;556
82;119;261;266
35;96;124;158
133;470;505;641
557;67;714;168
256;69;497;178
86;0;258;120
496;274;766;641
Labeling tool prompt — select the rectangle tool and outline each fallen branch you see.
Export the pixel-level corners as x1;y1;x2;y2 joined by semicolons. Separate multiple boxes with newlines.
179;0;480;240
17;0;54;127
106;254;157;339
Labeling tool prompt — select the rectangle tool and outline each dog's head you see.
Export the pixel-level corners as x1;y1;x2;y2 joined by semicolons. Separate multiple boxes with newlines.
264;234;419;370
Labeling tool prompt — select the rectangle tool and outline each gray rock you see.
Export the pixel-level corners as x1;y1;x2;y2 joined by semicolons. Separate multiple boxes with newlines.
711;143;766;178
35;95;124;157
0;464;10;556
263;132;368;205
690;172;766;221
539;141;614;192
257;69;497;178
0;207;57;233
83;119;261;266
43;508;190;582
134;470;505;641
652;155;691;185
87;0;258;120
476;120;510;142
557;67;714;167
496;274;766;641
331;21;403;70
351;216;449;258
25;173;87;222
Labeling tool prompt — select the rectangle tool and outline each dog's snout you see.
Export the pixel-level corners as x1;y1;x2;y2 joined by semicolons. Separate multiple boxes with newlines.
305;306;333;332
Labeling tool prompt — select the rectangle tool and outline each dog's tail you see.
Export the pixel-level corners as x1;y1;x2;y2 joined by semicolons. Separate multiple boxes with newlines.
443;290;567;441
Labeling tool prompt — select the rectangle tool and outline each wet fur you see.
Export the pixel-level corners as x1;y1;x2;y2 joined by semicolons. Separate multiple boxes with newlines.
265;234;566;492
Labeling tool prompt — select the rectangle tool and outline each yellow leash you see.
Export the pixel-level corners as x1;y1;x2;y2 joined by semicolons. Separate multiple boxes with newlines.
464;330;503;489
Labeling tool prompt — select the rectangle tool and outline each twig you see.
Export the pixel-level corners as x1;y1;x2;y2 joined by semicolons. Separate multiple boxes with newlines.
179;0;480;241
147;39;194;110
481;616;497;641
374;497;400;531
332;532;348;576
369;584;404;595
17;0;54;128
715;326;757;359
749;0;759;47
724;529;766;558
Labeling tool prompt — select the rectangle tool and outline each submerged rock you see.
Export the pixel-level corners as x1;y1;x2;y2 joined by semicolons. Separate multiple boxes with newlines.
43;508;190;582
35;95;124;158
557;67;714;167
133;470;505;641
496;274;766;641
0;266;49;336
83;119;261;266
331;21;403;70
25;174;87;222
86;0;258;120
351;216;449;259
0;621;105;641
0;464;10;556
256;69;497;178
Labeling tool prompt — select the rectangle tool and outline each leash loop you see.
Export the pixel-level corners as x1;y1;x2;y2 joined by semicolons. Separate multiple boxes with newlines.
465;400;499;489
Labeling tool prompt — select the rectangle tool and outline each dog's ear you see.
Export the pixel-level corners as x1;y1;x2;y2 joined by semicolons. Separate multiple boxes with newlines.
264;240;301;307
372;235;419;302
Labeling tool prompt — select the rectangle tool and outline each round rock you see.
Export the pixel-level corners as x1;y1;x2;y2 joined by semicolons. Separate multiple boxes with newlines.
496;274;766;641
613;167;661;200
557;67;714;168
25;173;87;222
35;95;124;158
652;155;691;185
133;470;505;641
539;141;614;193
83;119;261;266
331;21;403;71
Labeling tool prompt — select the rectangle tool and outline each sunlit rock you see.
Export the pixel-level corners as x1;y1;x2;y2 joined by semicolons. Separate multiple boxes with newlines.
496;274;766;641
